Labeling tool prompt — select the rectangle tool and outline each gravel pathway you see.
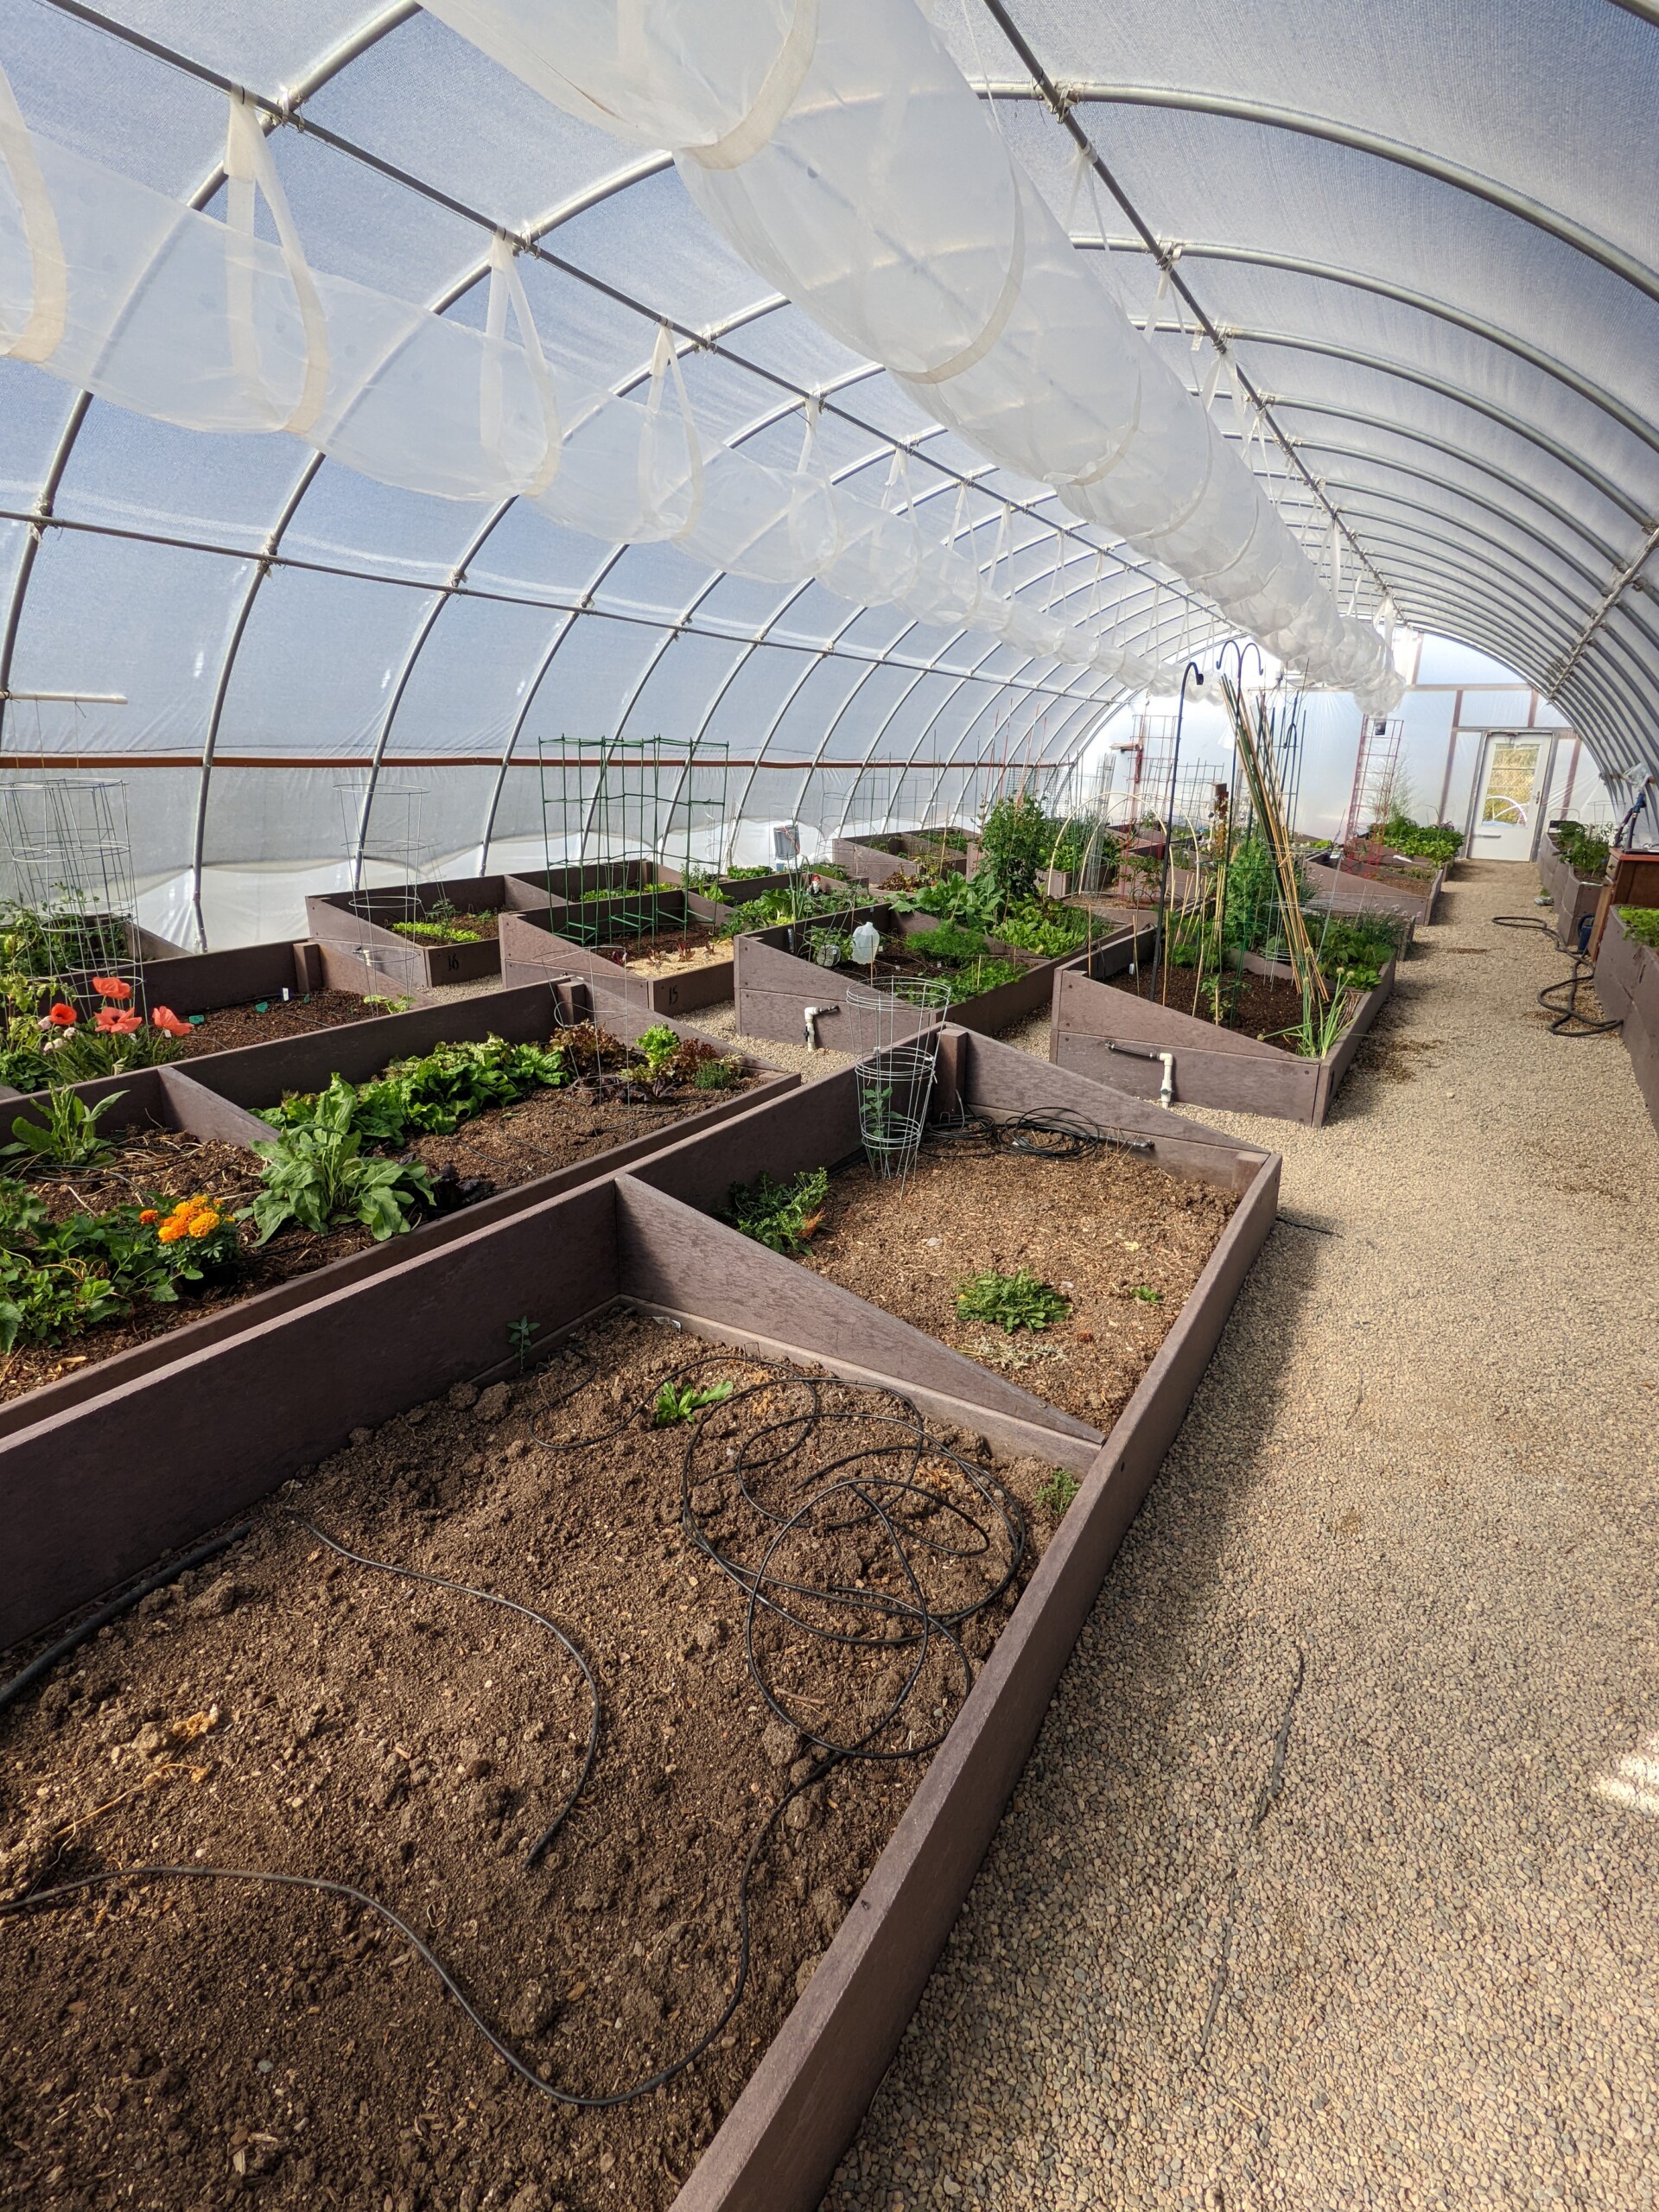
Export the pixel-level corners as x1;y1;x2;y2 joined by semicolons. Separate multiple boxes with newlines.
818;861;1659;2212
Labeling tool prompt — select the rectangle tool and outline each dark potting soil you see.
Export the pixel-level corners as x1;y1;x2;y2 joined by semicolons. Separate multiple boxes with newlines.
798;1141;1236;1430
0;1074;758;1409
404;1071;756;1196
166;990;378;1059
0;1310;1065;2211
1104;960;1310;1043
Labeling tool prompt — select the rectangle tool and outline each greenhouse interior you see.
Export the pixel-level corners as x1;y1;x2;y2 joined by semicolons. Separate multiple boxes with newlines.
1;3;1656;2208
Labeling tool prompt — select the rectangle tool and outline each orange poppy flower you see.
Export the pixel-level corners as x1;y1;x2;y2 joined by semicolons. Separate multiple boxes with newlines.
92;976;131;1000
149;1006;193;1037
95;1007;144;1034
46;1003;77;1027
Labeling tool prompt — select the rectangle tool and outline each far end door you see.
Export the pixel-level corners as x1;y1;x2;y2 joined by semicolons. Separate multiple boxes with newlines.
1472;735;1545;861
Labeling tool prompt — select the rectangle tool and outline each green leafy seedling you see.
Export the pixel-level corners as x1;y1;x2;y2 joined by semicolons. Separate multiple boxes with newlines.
3;1087;125;1170
1130;1284;1163;1305
507;1315;540;1371
635;1023;682;1075
722;1166;830;1254
955;1267;1071;1333
1036;1467;1080;1516
652;1377;734;1427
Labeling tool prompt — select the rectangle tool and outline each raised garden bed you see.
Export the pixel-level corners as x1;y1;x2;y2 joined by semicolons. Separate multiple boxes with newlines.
0;983;791;1442
734;907;1128;1050
500;893;747;1019
1596;906;1659;1138
658;864;799;906
1304;849;1444;931
1537;836;1605;952
830;833;977;887
305;874;550;993
0;940;385;1099
1052;931;1395;1125
0;1029;1276;2212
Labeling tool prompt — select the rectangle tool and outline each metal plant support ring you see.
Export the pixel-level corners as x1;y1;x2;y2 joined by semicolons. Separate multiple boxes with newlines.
846;976;950;1185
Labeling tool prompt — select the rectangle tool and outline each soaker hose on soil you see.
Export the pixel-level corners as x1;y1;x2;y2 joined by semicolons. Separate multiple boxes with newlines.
1491;916;1623;1037
0;1349;1026;2110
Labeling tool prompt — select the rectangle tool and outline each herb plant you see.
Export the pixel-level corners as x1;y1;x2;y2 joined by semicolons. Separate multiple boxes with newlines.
955;1267;1071;1332
652;1376;734;1427
976;792;1052;906
1619;905;1659;951
1554;822;1611;881
1036;1467;1081;1515
2;1089;124;1169
722;1166;830;1254
245;1086;435;1244
1378;811;1463;864
993;899;1092;957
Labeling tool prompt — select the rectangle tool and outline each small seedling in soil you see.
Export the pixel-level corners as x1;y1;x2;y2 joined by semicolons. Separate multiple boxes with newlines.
2;1087;124;1169
652;1376;734;1427
955;1267;1071;1332
362;993;416;1014
1131;1285;1163;1305
722;1166;830;1254
1036;1467;1081;1516
507;1315;539;1370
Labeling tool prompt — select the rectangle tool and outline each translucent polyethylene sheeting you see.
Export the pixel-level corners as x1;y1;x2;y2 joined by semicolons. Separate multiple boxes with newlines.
0;61;1116;671
422;0;1401;710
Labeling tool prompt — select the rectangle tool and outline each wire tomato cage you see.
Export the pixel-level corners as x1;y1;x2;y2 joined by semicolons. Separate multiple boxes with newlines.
845;975;951;1186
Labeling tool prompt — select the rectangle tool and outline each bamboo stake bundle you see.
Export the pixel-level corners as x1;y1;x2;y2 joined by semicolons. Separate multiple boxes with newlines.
1219;673;1327;1005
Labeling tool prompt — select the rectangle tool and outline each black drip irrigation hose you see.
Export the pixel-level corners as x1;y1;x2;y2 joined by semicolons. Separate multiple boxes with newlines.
926;1105;1154;1157
1;1345;1023;2113
1491;917;1624;1037
0;1523;253;1719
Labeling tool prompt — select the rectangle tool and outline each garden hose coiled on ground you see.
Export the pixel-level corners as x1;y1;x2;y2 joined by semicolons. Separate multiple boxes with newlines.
1491;916;1624;1038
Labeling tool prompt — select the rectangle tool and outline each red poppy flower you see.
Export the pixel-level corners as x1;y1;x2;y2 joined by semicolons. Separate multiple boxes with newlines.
92;976;132;1001
149;1007;193;1038
46;1003;77;1027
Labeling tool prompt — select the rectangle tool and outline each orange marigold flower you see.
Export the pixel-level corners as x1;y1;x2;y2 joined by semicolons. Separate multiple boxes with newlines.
138;1208;159;1225
187;1211;220;1238
46;1002;77;1027
156;1220;188;1244
92;976;131;1001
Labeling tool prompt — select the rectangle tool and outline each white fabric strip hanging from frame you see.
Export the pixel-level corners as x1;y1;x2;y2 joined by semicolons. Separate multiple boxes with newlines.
0;67;1106;669
422;0;1402;711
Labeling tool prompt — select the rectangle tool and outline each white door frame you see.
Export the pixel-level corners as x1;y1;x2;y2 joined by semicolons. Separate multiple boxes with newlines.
1466;730;1550;861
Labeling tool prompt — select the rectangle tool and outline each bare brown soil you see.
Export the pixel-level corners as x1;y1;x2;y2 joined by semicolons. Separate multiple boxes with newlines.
406;1075;755;1201
1104;960;1307;1041
797;1140;1235;1429
0;1312;1064;2210
166;991;377;1059
0;1073;757;1410
586;925;732;980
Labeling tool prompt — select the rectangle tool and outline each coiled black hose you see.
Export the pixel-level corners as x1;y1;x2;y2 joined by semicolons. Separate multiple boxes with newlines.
1491;916;1622;1036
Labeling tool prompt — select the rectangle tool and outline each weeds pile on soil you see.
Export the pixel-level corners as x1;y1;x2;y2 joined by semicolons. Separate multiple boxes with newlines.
0;1336;1033;2130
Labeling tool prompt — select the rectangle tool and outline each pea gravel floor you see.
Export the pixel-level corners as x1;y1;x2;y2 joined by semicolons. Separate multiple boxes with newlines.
703;861;1659;2212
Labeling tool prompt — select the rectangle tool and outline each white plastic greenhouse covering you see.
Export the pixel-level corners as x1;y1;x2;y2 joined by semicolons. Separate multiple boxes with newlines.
0;0;1655;945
